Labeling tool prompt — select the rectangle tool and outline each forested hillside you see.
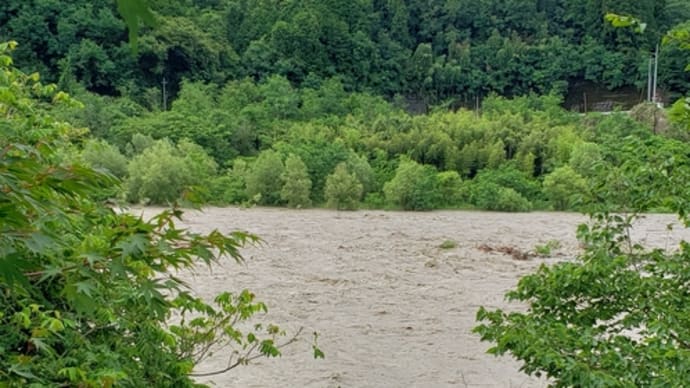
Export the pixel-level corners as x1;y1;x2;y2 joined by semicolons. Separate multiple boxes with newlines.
2;0;690;106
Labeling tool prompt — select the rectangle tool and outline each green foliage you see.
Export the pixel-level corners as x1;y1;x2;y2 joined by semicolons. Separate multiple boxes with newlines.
345;153;376;195
475;132;690;385
124;133;153;157
208;159;250;205
245;150;284;205
493;187;533;213
362;192;386;209
383;158;440;211
53;91;146;145
468;182;532;212
439;240;457;250
125;138;217;204
280;154;312;208
81;138;128;178
300;77;349;117
274;138;350;203
116;0;156;51
7;0;687;213
178;138;218;181
534;239;561;257
470;165;540;204
4;0;689;106
324;163;363;211
0;43;316;387
668;96;690;133
436;170;464;208
568;142;603;177
542;166;588;211
604;13;647;33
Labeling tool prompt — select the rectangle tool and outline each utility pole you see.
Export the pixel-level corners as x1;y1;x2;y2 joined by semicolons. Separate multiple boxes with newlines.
652;43;659;104
647;55;653;102
162;76;168;111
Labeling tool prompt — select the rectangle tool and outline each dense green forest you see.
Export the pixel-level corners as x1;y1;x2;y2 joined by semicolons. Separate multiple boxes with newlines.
2;0;690;212
45;77;688;212
2;0;690;104
1;0;690;213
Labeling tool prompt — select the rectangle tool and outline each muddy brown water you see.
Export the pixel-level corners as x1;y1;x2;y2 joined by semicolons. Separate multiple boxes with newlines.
136;207;690;388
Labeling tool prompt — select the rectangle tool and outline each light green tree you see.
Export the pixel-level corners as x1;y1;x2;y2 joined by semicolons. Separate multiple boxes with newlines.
81;138;129;178
246;150;285;205
325;163;363;210
383;158;440;210
345;153;376;195
436;170;464;207
126;139;192;204
280;154;312;208
568;142;603;177
125;138;216;204
542;166;588;211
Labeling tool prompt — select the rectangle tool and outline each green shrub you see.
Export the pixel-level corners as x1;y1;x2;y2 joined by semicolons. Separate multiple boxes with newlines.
245;150;285;205
495;187;532;212
466;165;540;210
208;175;235;205
542;166;588;210
467;181;499;210
125;138;217;204
126;140;190;204
363;192;385;208
383;158;440;210
667;96;690;140
208;159;250;205
473;165;541;200
665;97;690;140
280;154;312;208
125;132;155;156
177;138;218;183
591;114;651;144
325;163;363;210
81;138;128;178
346;153;376;195
568;142;603;177
437;170;464;207
468;180;532;212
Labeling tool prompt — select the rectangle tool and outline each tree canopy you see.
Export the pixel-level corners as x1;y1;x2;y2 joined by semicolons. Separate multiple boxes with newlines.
2;0;690;104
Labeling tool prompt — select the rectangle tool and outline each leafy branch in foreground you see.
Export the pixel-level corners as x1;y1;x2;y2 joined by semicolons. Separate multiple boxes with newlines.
115;0;156;52
474;134;690;386
0;41;320;387
604;13;648;33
